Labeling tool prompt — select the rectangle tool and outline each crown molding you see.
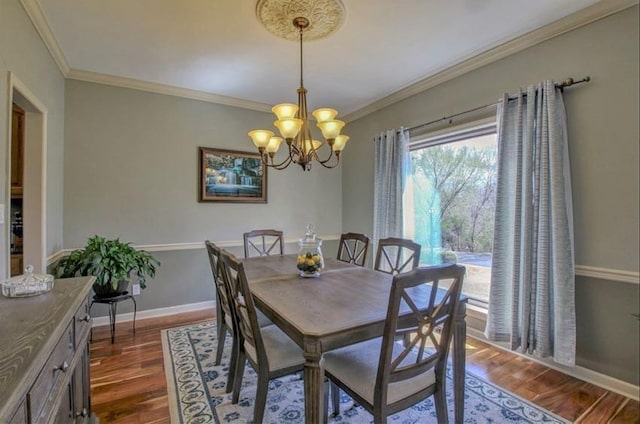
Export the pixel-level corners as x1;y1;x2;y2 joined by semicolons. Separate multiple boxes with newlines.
342;0;639;122
23;0;638;120
20;0;70;75
66;69;273;113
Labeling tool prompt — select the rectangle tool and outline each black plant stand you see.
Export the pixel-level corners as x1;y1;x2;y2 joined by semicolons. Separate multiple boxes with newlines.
90;291;137;343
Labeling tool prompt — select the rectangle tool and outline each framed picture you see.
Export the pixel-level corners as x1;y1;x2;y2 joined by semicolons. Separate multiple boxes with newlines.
199;147;267;203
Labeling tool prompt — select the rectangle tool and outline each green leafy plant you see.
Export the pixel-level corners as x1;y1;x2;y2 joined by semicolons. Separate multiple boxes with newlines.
53;235;160;290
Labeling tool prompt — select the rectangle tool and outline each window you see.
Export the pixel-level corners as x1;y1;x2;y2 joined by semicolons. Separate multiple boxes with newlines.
404;122;497;307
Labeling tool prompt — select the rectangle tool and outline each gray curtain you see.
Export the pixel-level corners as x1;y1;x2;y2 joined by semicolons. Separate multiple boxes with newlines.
485;81;576;366
373;128;410;249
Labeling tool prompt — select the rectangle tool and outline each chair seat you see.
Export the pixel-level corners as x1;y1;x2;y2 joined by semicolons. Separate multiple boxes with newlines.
256;309;273;328
323;338;436;405
244;325;304;372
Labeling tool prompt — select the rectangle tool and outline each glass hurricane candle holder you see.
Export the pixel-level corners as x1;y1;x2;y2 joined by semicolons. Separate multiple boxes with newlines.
297;225;324;278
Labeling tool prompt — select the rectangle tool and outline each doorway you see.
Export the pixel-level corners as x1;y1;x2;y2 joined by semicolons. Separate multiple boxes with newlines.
5;73;47;277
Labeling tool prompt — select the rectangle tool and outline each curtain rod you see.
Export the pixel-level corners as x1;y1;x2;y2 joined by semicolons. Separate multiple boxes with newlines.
407;76;591;134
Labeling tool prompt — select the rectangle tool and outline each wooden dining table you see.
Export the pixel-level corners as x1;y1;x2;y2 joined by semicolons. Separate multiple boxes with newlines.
242;254;467;424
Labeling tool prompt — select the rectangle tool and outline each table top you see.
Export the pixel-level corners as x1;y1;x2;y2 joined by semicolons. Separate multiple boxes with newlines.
242;254;454;350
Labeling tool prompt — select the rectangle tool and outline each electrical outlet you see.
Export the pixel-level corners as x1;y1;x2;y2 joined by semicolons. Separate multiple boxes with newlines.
132;284;141;295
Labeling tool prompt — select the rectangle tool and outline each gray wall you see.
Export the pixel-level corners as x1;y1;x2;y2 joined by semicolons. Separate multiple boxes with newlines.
342;7;639;384
63;80;342;317
0;0;66;277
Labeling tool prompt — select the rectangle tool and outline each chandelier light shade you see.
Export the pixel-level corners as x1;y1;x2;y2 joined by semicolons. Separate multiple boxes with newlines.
249;11;348;171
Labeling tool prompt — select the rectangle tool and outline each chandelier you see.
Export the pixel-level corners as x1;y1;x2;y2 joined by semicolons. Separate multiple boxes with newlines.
248;15;348;171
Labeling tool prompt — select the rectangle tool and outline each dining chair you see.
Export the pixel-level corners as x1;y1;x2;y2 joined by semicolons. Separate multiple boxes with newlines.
336;232;371;267
205;241;243;393
219;250;305;424
205;241;273;392
324;264;466;423
205;241;232;365
374;237;421;275
243;229;284;258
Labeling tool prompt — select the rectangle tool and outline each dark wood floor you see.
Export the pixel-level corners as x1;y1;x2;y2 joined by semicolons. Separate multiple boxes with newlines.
89;310;639;423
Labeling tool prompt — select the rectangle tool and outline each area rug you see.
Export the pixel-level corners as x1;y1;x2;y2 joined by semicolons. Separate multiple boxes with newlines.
161;321;569;424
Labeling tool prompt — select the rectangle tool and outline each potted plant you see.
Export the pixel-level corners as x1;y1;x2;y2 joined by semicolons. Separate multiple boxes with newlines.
53;235;160;297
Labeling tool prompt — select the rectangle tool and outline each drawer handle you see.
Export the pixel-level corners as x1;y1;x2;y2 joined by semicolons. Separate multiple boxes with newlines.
54;361;69;373
79;314;91;322
76;408;88;417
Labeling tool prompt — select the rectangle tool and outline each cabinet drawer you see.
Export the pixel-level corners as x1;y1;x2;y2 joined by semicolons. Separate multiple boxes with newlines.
29;323;75;423
74;296;91;348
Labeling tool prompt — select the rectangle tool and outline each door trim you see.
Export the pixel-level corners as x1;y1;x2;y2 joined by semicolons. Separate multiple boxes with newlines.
5;72;48;277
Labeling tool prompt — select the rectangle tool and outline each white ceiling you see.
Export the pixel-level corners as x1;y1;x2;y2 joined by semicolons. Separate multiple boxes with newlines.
33;0;610;117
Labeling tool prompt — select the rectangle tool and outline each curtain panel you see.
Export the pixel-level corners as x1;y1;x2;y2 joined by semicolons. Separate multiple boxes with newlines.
485;81;576;366
373;129;410;249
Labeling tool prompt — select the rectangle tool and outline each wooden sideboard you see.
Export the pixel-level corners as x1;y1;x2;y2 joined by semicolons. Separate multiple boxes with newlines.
0;277;96;423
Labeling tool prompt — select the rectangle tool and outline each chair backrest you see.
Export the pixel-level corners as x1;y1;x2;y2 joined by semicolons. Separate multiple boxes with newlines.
336;232;371;267
375;264;465;408
243;229;284;258
374;237;421;275
205;241;235;331
219;250;268;367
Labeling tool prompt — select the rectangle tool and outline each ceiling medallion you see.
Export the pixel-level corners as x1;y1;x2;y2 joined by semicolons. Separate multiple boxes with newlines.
256;0;345;41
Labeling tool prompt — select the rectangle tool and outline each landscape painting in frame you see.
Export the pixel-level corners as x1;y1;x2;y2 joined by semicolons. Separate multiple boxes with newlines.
199;147;267;203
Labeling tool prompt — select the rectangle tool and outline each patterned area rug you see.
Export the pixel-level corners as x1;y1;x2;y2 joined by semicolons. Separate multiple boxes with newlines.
161;321;568;424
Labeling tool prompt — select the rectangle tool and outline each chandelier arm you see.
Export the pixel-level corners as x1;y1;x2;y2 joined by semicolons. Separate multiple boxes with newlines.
314;148;340;167
267;152;295;169
270;156;294;170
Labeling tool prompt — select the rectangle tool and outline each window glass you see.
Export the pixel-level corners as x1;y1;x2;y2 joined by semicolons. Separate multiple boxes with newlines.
405;124;497;305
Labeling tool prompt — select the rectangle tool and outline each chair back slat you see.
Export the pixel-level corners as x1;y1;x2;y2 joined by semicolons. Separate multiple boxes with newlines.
374;237;421;275
243;229;284;258
337;232;371;267
219;250;268;366
375;264;465;401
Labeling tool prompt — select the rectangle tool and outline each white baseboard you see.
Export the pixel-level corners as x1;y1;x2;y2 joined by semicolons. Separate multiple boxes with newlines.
91;300;215;327
466;327;640;401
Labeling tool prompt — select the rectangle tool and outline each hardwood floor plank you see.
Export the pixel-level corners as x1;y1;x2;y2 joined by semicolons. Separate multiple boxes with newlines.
88;308;639;423
611;399;640;424
575;393;640;424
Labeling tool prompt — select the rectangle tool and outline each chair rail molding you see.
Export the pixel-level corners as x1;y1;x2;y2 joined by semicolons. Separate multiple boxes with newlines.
47;235;341;262
574;265;639;285
48;243;639;285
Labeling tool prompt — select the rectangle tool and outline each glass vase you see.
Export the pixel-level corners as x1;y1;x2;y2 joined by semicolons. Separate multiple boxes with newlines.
297;225;324;278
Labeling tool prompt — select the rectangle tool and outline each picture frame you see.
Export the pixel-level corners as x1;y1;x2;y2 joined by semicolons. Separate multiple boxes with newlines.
199;147;267;203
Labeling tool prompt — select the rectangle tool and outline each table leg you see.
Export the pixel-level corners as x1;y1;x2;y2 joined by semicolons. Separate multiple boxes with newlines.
453;302;467;424
303;339;325;424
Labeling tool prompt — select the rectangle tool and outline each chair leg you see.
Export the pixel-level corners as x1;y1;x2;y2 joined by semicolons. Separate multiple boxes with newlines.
433;387;449;423
231;351;246;404
225;333;238;393
253;372;270;424
215;319;226;366
331;381;340;416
